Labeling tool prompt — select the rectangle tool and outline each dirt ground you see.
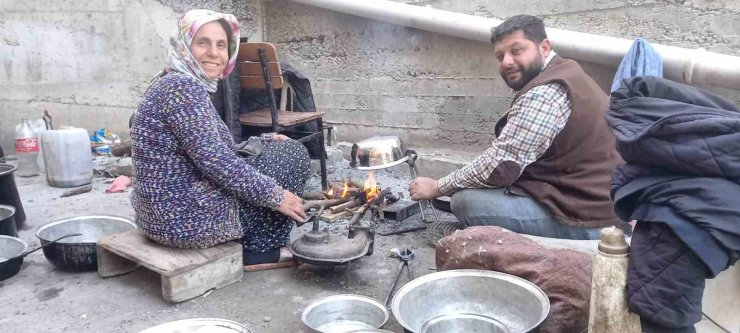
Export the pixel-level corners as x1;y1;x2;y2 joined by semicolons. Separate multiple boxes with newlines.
0;157;436;333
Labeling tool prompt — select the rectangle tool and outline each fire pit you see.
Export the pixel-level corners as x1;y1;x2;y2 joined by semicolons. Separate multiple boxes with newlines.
290;173;398;266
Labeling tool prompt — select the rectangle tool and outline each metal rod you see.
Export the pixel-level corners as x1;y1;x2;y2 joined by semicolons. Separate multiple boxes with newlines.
384;261;406;307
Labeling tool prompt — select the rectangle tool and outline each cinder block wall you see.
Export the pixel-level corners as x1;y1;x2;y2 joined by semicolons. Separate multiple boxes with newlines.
0;0;263;154
264;0;740;150
2;0;739;153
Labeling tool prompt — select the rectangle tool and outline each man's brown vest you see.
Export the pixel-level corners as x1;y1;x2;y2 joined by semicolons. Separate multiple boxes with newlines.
494;55;623;228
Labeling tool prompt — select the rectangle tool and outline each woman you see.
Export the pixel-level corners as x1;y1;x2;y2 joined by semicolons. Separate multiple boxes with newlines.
130;9;309;268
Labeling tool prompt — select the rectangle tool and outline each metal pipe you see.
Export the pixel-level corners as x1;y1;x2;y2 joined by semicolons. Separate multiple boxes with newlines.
289;0;740;90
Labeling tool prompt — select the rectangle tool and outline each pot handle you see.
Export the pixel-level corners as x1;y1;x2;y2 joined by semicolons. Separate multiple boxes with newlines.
18;233;82;258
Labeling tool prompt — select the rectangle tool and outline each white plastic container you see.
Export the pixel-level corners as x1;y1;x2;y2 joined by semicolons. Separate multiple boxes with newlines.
41;127;93;188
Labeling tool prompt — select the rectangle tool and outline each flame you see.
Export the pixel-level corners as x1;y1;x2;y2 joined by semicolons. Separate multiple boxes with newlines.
364;171;380;201
326;187;334;198
340;180;350;198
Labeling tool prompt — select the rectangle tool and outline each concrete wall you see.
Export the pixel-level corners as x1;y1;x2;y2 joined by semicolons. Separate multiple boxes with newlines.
0;0;263;154
2;0;739;154
263;0;740;150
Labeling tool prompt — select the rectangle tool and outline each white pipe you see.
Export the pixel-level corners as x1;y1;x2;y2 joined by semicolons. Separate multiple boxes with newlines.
289;0;740;90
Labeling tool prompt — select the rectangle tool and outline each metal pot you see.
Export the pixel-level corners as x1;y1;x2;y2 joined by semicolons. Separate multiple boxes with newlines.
302;294;389;333
0;233;80;281
0;205;18;237
35;215;136;271
350;136;410;171
391;270;550;333
0;164;26;228
0;235;27;281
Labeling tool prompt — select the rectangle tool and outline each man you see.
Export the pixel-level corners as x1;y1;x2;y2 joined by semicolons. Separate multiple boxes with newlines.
409;15;623;240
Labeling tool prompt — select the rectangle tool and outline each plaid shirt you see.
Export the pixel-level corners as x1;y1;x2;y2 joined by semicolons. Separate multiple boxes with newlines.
438;52;571;195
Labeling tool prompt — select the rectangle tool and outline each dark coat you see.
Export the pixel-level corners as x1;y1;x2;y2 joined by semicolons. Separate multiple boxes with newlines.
607;76;740;331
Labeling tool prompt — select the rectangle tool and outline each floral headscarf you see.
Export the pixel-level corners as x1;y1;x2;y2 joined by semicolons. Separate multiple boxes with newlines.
167;9;240;92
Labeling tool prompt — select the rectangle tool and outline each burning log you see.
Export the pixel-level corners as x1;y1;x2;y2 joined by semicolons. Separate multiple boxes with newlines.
347;202;373;228
301;191;326;200
303;198;351;212
329;199;362;213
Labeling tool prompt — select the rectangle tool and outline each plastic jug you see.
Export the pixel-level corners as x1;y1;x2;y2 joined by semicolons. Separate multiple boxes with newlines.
41;127;93;188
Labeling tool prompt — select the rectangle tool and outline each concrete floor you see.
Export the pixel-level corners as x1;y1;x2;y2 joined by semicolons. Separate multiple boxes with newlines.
0;160;435;333
1;156;736;333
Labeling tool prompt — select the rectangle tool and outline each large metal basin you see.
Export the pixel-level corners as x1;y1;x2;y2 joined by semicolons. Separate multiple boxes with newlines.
36;215;136;271
138;318;253;333
391;270;549;333
302;294;389;333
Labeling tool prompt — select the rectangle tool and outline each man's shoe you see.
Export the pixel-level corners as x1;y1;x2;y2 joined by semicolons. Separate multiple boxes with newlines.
426;220;464;247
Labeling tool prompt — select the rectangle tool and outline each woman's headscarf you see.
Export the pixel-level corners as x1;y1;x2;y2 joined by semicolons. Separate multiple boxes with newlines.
167;9;240;92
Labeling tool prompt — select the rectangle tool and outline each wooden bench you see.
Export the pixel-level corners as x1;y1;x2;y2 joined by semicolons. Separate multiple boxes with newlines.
96;230;243;303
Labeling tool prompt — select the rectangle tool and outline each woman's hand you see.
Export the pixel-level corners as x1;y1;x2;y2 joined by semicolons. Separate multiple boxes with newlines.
272;134;291;142
262;133;291;142
277;189;307;222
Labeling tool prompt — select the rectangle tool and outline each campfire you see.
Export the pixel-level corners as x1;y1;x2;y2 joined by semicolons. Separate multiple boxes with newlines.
301;172;399;226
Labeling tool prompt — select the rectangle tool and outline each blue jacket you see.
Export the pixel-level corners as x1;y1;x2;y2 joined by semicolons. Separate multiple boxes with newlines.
607;76;740;331
610;38;663;93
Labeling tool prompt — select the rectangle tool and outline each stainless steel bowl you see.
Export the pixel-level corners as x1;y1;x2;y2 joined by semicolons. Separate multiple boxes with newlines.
391;270;549;333
138;318;253;333
351;136;409;170
302;294;389;333
420;313;510;333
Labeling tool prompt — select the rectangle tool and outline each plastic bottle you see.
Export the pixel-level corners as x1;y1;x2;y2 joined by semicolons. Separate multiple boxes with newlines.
41;127;93;188
588;226;642;333
14;119;41;177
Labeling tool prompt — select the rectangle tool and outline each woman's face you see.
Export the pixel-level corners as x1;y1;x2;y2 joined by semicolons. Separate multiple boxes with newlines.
190;21;228;79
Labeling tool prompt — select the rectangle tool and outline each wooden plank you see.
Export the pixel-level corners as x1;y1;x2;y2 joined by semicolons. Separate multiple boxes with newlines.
161;250;243;303
320;210;350;222
237;42;278;62
240;75;284;89
237;61;280;76
97;230;241;277
96;246;139;277
239;109;325;127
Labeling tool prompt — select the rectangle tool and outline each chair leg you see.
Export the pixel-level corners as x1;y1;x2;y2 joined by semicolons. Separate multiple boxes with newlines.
317;118;328;191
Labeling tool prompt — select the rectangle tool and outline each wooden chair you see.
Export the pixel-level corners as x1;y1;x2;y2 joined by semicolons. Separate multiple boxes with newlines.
237;42;328;190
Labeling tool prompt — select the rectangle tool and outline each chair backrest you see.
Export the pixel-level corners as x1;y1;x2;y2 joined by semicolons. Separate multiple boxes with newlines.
237;42;284;89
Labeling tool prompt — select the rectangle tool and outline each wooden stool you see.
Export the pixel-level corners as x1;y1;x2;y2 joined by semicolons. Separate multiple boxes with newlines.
96;230;243;303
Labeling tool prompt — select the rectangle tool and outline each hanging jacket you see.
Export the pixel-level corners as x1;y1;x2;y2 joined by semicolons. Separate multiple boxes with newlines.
607;76;740;331
610;38;663;93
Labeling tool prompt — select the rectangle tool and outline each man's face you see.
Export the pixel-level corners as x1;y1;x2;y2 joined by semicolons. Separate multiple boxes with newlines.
494;30;551;91
190;21;229;79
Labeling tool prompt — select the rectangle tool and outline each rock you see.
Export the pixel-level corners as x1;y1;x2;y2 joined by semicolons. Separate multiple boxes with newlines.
111;157;133;177
263;316;271;322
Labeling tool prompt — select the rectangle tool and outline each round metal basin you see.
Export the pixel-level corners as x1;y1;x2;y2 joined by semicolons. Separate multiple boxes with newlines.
391;270;549;333
36;215;136;271
302;294;389;333
138;318;253;333
420;313;510;333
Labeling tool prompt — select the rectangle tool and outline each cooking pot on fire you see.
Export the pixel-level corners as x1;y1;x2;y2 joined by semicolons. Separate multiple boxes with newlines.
351;136;411;171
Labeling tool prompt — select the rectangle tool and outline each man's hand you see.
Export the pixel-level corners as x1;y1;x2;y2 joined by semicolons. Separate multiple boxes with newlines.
277;190;307;222
408;177;442;200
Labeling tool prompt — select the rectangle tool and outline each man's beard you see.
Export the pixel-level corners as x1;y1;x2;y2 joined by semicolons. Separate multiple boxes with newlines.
502;56;544;91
